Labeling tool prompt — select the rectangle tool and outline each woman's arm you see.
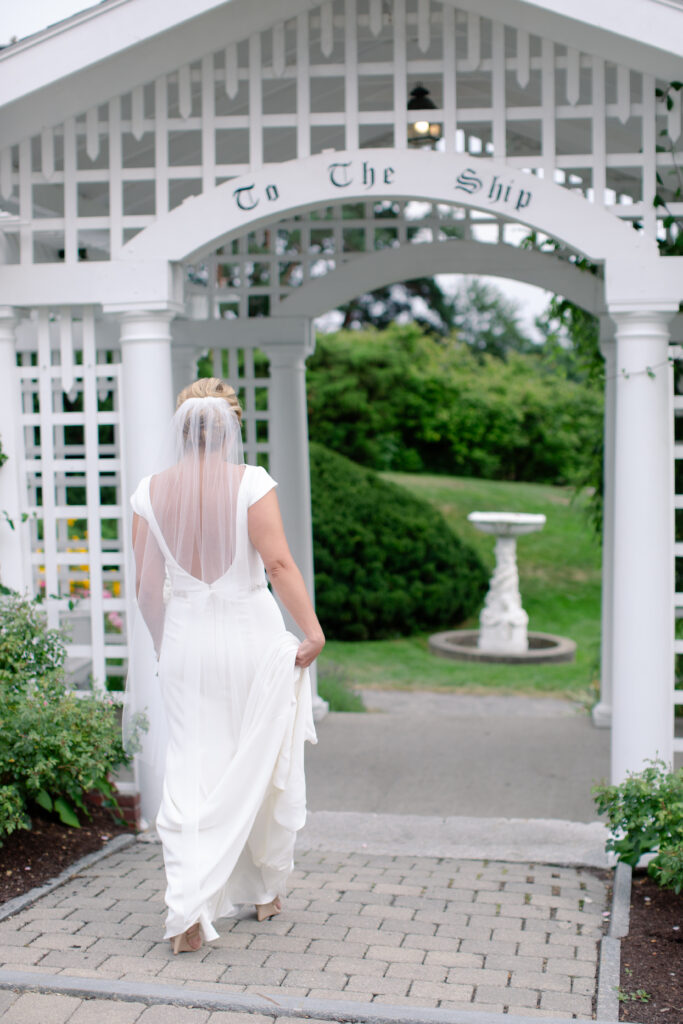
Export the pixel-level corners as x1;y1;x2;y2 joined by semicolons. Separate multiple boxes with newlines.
132;512;166;657
247;490;325;668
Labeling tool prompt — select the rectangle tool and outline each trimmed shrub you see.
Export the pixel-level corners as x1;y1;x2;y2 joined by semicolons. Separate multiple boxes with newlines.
0;595;141;842
310;443;487;640
306;324;603;485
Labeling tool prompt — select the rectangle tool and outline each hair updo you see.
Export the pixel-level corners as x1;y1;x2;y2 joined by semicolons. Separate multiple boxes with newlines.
176;378;242;424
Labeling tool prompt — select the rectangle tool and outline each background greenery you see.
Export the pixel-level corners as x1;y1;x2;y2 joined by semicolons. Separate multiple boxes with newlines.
318;472;601;701
307;323;602;485
310;443;488;641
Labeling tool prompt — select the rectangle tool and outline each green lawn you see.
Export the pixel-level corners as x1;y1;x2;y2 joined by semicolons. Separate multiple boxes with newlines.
318;473;602;701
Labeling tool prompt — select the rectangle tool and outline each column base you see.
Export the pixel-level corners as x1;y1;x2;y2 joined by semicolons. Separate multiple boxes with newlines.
591;701;612;728
312;694;330;721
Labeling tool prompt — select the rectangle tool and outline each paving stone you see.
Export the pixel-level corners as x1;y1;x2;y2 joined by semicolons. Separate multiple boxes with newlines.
544;955;597;977
68;999;148;1023
540;990;593;1014
137;1007;210;1024
571;974;597;995
264;951;328;970
346;927;401;946
325;955;385;976
284;969;348;989
288;923;348;942
2;992;81;1023
203;947;269;966
485;953;543;972
510;971;570;992
409;980;473;1001
474;984;540;1008
96;954;165;976
344;973;410;996
366;944;423;963
424;950;483;968
0;944;45;965
219;965;286;985
0;992;18;1012
447;966;510;987
37;950;110;970
385;961;447;982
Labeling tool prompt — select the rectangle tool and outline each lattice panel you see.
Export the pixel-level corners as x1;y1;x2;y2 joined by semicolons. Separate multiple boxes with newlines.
16;309;127;694
1;0;680;265
185;198;589;318
208;346;271;468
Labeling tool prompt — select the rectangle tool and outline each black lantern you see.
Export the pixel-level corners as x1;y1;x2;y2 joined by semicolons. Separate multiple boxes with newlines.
407;84;443;147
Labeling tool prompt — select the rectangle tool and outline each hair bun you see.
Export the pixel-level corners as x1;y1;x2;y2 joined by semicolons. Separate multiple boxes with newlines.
176;378;242;423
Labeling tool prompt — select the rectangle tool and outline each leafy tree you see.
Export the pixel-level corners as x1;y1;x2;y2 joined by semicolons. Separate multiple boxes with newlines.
450;278;535;360
306;323;603;485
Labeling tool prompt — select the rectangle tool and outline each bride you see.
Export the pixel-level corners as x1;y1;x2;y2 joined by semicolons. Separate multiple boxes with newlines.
126;377;324;954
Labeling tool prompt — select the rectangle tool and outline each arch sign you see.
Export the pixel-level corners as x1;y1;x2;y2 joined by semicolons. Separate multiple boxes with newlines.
123;148;658;280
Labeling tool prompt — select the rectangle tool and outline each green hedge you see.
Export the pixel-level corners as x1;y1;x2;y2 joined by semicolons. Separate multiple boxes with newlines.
306;324;602;485
310;443;487;640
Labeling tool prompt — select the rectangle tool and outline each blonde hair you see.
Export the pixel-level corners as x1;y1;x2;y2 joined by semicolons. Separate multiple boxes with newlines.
176;378;242;424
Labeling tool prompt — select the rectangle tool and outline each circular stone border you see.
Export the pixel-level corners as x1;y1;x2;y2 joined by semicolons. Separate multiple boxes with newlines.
429;629;576;664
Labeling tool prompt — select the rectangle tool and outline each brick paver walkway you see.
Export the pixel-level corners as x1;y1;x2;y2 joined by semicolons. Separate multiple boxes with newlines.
0;839;607;1020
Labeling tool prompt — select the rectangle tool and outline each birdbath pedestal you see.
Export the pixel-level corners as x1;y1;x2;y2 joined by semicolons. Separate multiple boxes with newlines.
467;512;546;654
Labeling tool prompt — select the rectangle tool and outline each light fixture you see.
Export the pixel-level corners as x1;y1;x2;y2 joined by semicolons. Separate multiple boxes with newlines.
407;84;443;147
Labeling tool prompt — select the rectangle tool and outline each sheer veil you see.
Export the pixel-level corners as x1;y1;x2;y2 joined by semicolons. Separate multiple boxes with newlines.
123;396;245;823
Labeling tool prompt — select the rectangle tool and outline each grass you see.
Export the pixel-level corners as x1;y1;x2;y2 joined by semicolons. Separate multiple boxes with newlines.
318;473;602;701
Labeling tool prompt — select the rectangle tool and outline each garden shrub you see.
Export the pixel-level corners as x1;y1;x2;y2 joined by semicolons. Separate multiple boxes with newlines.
593;760;683;894
306;324;602;485
310;443;488;640
0;595;140;842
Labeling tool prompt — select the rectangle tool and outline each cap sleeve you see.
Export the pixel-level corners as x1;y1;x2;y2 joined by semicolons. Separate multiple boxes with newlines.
247;465;278;507
130;476;150;518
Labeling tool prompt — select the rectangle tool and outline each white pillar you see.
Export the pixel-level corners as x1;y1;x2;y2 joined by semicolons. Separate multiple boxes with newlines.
262;328;328;720
593;320;616;728
117;310;175;826
610;308;674;781
118;311;176;495
0;308;29;594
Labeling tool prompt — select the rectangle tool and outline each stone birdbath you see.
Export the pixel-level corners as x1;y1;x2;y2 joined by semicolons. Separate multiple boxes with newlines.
467;512;545;654
429;511;576;664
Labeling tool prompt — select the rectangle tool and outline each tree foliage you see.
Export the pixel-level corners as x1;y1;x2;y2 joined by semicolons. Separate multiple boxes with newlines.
306;323;602;485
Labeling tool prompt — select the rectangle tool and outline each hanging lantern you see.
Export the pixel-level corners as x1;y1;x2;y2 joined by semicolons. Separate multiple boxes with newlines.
407;84;443;147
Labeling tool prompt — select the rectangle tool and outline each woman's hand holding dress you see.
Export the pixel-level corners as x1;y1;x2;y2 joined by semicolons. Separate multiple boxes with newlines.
247;490;325;666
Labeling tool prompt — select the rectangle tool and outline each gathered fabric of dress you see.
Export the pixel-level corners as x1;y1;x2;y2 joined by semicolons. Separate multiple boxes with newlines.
125;396;317;942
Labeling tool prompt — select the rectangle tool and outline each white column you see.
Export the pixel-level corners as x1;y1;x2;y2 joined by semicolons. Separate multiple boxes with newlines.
117;310;175;826
262;328;328;720
593;320;615;727
118;311;175;495
0;308;29;594
610;308;674;781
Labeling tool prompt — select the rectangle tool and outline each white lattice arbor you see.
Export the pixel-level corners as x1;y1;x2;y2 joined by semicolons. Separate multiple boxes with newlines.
0;0;682;817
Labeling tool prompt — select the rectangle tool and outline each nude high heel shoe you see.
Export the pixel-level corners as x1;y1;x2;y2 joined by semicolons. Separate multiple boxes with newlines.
256;896;282;922
171;922;202;954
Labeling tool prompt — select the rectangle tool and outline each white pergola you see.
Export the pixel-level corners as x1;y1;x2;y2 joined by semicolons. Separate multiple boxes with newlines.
0;0;682;816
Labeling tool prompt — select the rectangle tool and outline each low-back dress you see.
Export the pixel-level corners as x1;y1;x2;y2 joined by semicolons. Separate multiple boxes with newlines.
130;463;317;942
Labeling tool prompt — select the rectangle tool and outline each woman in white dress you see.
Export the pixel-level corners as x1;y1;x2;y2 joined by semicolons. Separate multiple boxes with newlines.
126;378;324;954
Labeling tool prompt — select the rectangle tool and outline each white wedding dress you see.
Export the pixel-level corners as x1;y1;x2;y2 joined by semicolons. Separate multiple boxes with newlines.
130;464;317;941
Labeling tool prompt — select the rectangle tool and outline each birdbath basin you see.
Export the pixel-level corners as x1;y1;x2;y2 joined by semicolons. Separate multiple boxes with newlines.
467;512;546;537
467;511;546;654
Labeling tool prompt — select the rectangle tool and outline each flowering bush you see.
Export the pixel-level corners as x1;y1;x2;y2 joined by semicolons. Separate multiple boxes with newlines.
0;594;141;841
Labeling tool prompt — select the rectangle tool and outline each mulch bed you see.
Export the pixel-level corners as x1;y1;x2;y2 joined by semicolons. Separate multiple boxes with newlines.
0;806;133;907
619;871;683;1022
